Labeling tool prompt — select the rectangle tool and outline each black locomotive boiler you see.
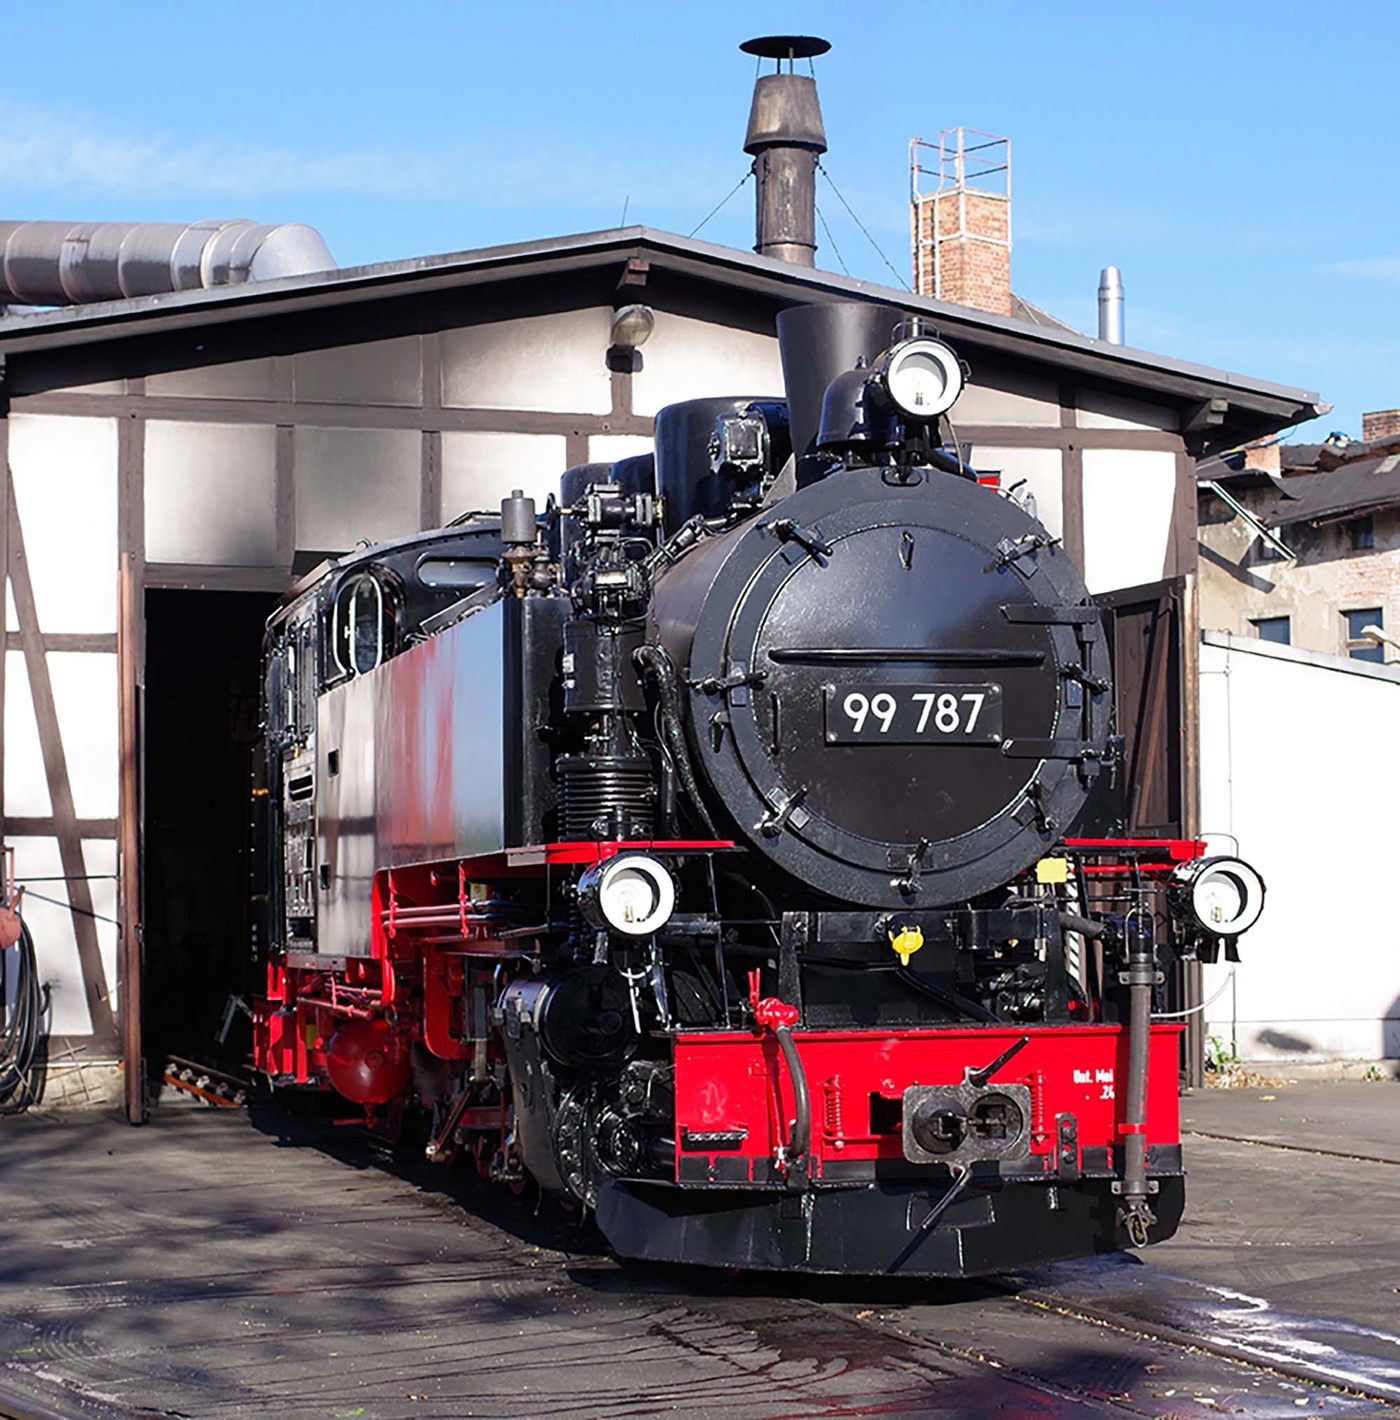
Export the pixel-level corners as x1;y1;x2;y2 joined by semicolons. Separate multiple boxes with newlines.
251;300;1265;1276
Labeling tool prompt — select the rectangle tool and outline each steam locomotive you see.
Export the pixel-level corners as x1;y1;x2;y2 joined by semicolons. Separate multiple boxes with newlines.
250;301;1264;1276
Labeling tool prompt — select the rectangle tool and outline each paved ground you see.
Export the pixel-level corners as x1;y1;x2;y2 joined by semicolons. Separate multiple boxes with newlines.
0;1080;1397;1419
1015;1082;1400;1396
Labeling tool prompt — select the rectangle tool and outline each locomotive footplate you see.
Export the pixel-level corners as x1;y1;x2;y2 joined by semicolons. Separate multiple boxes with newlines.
595;1173;1186;1278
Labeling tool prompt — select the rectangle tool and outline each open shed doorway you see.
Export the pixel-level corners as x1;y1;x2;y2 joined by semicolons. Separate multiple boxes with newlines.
142;589;277;1090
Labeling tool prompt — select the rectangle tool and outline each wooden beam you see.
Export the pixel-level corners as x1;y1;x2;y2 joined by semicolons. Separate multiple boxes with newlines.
1062;444;1085;571
118;554;144;1123
2;817;117;837
1184;397;1229;434
8;391;656;438
4;632;118;653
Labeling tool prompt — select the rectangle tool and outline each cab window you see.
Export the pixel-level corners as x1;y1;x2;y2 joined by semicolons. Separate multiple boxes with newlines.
332;572;395;676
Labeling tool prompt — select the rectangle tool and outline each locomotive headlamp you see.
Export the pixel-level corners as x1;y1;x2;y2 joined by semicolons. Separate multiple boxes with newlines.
880;337;964;419
1170;856;1266;938
577;854;676;936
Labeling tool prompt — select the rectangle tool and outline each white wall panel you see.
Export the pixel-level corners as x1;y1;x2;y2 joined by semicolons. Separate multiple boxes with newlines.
1199;634;1400;1060
632;314;783;418
49;379;126;396
969;447;1064;541
297;337;421;406
5;581;17;633
3;650;50;817
1077;389;1179;431
956;370;1060;426
145;421;279;566
7;414;118;633
5;837;92;1037
148;358;279;401
84;838;120;1022
48;652;119;820
1081;448;1177;593
589;434;654;465
441;432;568;519
294;427;421;552
441;309;612;414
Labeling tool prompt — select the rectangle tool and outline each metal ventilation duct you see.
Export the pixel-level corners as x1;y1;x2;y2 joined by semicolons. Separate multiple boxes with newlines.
1098;265;1125;345
0;219;336;307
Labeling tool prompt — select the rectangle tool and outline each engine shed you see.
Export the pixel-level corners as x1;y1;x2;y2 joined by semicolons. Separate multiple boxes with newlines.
0;225;1320;1112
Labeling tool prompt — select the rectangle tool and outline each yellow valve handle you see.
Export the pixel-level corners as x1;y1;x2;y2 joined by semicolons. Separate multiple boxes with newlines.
889;925;924;967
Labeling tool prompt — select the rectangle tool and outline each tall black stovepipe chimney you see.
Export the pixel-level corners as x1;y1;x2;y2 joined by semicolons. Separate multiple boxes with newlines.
741;36;830;267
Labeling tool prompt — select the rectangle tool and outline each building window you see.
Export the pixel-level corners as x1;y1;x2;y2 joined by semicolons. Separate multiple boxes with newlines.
1350;516;1375;551
1252;616;1290;645
1345;607;1385;662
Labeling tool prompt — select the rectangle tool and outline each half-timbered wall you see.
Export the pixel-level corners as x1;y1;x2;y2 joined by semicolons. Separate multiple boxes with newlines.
0;280;1193;1098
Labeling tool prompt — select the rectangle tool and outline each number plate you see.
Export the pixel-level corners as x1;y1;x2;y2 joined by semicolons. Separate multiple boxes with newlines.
824;683;1003;744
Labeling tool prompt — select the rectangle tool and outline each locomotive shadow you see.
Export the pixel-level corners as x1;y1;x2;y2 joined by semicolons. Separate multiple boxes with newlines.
244;1091;614;1259
243;1096;1071;1304
578;1253;1007;1309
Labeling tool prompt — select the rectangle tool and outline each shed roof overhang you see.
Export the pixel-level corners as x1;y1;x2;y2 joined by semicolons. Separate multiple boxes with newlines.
0;226;1321;455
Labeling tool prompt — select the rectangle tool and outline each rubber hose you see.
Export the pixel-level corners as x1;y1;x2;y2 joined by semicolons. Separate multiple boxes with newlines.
1058;911;1106;940
773;1024;811;1163
634;643;719;837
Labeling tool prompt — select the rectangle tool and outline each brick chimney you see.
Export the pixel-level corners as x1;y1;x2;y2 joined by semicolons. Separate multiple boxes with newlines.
911;130;1012;317
1362;409;1400;443
1243;441;1281;474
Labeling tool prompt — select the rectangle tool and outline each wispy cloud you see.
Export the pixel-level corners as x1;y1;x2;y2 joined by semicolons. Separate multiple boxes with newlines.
0;100;739;214
1326;257;1400;281
0;101;456;199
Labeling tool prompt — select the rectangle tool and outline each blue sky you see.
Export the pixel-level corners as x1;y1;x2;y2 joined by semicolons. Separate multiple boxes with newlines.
2;0;1393;441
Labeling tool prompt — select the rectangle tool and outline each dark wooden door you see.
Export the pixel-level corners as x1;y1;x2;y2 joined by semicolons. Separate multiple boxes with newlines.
1096;578;1188;838
1095;577;1203;1084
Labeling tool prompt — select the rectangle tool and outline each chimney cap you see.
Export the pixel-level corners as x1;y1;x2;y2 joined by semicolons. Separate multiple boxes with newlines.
740;35;831;60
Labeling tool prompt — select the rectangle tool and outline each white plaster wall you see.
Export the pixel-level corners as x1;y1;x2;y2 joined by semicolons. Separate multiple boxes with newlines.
1077;390;1179;432
1;836;118;1037
1198;632;1400;1060
293;427;421;551
1081;448;1177;593
955;369;1060;427
441;309;613;415
7;414;118;632
440;431;568;519
145;421;280;565
969;447;1064;542
631;313;784;418
148;357;279;402
4;414;121;1042
589;434;654;465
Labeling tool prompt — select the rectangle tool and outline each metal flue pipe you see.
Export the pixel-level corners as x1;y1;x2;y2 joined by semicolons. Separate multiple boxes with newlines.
0;219;336;306
1098;265;1125;344
741;36;830;267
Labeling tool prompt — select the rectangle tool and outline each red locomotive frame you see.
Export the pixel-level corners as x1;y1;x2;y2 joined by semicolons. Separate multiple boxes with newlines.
254;836;1199;1192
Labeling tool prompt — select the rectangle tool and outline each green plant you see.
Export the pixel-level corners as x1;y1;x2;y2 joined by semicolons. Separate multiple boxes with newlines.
1205;1035;1241;1073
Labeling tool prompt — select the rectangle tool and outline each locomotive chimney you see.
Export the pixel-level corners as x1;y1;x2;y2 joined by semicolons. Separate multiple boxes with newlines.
741;35;830;267
776;300;906;473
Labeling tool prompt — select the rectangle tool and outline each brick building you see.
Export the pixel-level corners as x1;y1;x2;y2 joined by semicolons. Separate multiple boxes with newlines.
1198;422;1400;661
